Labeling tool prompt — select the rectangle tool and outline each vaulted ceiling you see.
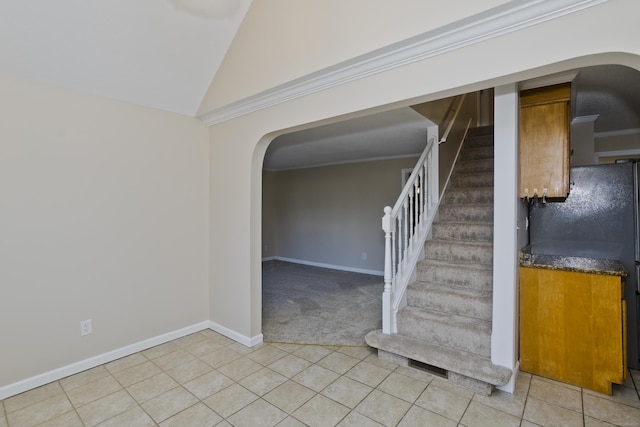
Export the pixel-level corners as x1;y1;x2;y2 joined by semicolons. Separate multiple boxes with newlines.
0;0;252;116
2;2;638;169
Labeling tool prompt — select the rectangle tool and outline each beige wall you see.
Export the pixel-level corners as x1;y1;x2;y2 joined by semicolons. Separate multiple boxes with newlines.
198;0;510;113
262;170;278;258
264;157;419;272
413;93;480;192
0;73;210;388
202;0;640;347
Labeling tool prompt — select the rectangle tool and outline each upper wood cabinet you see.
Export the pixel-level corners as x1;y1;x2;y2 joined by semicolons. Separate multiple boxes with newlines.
519;83;571;199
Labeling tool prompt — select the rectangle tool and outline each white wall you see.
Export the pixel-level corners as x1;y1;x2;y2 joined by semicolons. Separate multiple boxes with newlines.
0;73;210;392
265;157;419;273
201;0;640;374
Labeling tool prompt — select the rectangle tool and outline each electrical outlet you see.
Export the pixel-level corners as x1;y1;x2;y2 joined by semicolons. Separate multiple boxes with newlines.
362;252;367;260
80;319;93;336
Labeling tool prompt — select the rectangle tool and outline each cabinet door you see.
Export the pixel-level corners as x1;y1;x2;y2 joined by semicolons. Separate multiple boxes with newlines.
519;84;571;199
520;267;625;394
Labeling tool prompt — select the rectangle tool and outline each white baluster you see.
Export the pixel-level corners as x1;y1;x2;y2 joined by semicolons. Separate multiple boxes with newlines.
408;191;414;249
396;215;402;277
403;200;409;262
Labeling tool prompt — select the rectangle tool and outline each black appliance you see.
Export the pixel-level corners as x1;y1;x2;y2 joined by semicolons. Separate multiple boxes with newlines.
528;162;640;370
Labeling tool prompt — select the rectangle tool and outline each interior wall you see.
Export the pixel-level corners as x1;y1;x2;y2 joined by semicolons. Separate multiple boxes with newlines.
0;73;210;390
413;93;480;193
266;157;419;273
202;0;640;360
198;0;510;113
595;132;640;161
262;170;278;258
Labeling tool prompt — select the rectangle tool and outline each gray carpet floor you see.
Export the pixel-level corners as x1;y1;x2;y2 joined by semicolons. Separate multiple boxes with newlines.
262;260;383;346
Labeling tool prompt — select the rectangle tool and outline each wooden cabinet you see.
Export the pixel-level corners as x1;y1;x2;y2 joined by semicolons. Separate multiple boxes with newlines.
519;83;571;199
520;267;627;394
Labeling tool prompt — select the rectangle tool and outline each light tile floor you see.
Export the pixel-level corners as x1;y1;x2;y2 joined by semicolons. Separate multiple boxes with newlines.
2;329;640;426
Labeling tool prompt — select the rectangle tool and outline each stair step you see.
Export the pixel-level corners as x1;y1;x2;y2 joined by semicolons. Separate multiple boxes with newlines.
364;330;511;388
450;171;494;188
424;240;493;265
444;187;494;204
417;256;493;292
463;134;494;148
397;307;492;356
455;158;494;174
460;145;494;161
432;221;493;242
466;126;494;137
438;204;493;222
407;282;493;321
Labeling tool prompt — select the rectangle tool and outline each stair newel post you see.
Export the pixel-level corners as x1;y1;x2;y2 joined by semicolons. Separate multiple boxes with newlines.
382;206;393;334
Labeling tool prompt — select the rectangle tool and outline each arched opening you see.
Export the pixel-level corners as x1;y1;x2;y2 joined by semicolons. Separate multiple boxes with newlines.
258;96;479;346
251;61;640;374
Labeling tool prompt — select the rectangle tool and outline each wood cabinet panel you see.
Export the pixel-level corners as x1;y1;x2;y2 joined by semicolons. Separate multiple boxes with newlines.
520;267;626;394
519;84;571;199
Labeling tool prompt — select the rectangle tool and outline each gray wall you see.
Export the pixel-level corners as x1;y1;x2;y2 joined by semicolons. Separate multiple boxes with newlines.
263;157;420;273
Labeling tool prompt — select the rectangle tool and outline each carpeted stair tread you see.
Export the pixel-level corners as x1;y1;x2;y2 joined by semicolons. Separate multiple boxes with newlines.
364;330;511;386
431;221;493;242
444;187;494;204
455;158;494;174
416;259;493;290
407;281;493;321
397;307;492;356
460;146;494;161
466;126;494;137
424;239;493;265
463;136;494;148
450;171;494;188
437;204;493;222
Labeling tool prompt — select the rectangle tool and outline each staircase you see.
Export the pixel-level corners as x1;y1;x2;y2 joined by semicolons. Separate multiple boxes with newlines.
366;126;512;395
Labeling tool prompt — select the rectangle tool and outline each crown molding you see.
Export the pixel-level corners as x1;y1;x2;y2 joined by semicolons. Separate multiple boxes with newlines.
199;0;607;126
594;127;640;138
572;114;600;124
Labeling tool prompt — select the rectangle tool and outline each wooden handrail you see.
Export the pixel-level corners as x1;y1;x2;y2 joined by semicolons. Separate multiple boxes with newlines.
439;94;466;144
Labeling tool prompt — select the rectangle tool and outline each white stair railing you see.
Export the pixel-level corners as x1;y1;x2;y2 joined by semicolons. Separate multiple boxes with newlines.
382;124;439;333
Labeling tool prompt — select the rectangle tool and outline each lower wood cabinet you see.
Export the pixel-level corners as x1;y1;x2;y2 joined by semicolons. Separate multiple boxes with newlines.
519;267;627;394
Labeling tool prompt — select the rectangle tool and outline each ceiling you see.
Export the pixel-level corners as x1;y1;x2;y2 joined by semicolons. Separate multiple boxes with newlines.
1;3;637;168
264;108;434;171
572;65;640;133
266;65;640;170
0;0;252;116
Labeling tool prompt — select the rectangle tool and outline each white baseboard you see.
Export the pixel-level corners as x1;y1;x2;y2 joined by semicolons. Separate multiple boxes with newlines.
207;320;263;347
271;256;384;276
262;256;276;262
0;320;262;400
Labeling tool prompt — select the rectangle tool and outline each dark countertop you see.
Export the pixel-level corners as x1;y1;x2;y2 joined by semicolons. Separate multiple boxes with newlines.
519;245;629;277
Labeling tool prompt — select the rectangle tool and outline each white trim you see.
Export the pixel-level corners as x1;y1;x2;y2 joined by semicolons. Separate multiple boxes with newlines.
571;114;599;124
198;0;605;126
491;83;519;394
207;320;263;347
262;256;276;262
263;153;421;172
519;70;578;91
0;321;264;400
273;256;384;276
0;322;211;400
594;149;640;163
594;128;640;138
